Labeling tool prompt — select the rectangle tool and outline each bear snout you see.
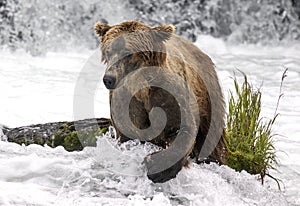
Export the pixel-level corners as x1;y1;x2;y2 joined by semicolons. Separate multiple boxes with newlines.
103;75;116;89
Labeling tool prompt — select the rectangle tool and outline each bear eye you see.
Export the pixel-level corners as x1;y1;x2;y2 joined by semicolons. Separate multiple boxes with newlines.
105;50;109;58
123;53;132;61
121;50;132;60
105;50;111;59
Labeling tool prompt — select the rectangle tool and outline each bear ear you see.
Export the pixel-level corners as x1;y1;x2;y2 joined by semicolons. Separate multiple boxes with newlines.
94;22;111;37
151;24;175;42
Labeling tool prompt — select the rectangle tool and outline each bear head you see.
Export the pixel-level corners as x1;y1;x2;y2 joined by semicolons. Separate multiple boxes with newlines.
94;21;175;90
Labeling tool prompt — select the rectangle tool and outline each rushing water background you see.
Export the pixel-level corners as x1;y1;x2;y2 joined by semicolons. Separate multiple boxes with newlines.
1;0;300;55
0;37;299;205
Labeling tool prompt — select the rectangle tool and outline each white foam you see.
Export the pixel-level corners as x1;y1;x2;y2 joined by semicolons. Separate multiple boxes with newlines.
0;138;289;205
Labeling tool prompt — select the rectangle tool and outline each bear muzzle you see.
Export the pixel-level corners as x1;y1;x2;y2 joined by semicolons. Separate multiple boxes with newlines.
103;75;116;90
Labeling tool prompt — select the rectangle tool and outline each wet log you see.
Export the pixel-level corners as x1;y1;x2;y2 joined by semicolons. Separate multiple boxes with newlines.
0;118;111;151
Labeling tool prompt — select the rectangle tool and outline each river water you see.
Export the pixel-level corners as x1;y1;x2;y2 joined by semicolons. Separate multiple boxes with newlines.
0;37;299;205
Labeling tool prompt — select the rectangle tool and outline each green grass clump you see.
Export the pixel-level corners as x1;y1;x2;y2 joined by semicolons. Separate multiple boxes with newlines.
225;70;287;188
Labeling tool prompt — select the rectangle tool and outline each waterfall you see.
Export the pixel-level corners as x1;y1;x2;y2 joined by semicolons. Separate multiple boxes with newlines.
0;0;135;55
0;0;299;55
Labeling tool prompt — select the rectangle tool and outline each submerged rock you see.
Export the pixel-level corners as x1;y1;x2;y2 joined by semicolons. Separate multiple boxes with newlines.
3;118;111;151
0;124;9;141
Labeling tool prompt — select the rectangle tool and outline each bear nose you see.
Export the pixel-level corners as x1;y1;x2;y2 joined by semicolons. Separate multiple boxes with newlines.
103;75;116;89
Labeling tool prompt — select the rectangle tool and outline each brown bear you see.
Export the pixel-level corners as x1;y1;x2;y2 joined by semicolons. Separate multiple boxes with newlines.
94;21;227;183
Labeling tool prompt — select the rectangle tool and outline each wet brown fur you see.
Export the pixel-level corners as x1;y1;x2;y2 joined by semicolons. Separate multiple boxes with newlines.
95;21;227;180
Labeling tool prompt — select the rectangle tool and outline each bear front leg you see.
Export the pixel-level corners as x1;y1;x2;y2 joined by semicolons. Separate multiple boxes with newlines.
144;150;189;183
143;125;196;183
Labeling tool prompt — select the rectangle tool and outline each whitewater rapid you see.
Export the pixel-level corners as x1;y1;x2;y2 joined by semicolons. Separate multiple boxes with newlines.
0;37;299;205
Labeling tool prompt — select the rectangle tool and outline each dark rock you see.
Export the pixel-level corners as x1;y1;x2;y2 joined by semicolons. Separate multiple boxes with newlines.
3;118;111;151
